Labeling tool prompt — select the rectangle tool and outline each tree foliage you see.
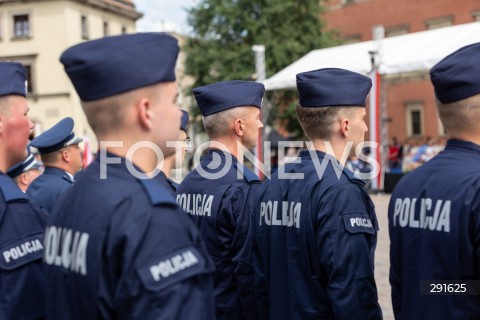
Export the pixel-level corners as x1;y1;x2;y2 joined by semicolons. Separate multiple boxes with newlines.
184;0;338;135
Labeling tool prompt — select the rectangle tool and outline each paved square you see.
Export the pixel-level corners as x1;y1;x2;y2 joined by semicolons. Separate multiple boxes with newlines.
372;194;394;320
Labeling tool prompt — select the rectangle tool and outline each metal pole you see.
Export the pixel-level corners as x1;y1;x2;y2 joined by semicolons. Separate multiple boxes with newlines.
370;25;384;191
252;45;266;179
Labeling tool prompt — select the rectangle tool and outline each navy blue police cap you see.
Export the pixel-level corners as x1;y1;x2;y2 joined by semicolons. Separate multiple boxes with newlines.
296;68;372;107
60;33;179;101
0;62;28;97
193;80;265;116
430;42;480;104
7;149;42;179
30;117;83;154
180;109;189;132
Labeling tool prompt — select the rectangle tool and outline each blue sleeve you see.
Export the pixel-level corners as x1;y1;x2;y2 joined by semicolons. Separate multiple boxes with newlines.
104;203;215;320
0;200;47;319
229;184;259;320
316;183;382;319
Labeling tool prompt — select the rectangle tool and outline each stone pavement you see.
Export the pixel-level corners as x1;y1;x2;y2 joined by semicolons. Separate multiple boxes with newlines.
371;193;394;320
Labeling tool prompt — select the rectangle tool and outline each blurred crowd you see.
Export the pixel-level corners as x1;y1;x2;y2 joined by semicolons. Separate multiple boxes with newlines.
388;136;447;173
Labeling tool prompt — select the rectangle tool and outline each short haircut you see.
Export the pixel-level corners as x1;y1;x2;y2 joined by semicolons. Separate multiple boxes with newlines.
0;96;11;116
202;107;248;139
436;94;480;135
81;83;167;137
296;103;357;140
80;94;130;137
40;149;62;165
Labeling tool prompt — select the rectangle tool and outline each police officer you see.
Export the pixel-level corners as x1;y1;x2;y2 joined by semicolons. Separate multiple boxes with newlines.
389;43;480;319
176;80;264;320
0;62;48;319
27;117;83;213
157;109;190;194
7;148;43;192
44;33;215;319
253;68;382;319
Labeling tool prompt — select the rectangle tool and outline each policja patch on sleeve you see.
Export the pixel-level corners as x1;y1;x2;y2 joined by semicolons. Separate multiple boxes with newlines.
342;212;376;234
137;246;209;292
0;233;44;271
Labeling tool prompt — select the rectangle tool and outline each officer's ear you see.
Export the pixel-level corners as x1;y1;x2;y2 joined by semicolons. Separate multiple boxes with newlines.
136;97;153;130
19;172;29;186
339;116;349;138
234;119;244;136
61;149;70;162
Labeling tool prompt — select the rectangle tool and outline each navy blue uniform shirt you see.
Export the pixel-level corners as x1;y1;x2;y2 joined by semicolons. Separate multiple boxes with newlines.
389;139;480;320
44;153;215;320
0;172;48;319
253;150;382;320
27;166;74;213
177;149;261;320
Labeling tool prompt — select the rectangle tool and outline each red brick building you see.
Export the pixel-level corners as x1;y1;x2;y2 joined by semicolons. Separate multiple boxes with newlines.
322;0;480;143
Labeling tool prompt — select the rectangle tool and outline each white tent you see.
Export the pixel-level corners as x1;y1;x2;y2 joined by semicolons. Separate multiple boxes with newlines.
263;22;480;90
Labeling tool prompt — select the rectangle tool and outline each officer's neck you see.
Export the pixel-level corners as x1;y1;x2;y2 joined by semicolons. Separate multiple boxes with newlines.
100;145;158;175
309;138;350;166
209;137;242;163
97;132;159;174
46;161;77;176
0;161;7;173
448;132;480;146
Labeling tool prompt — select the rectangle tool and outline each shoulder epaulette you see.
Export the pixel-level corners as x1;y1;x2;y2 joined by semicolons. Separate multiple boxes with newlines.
139;178;178;206
235;163;261;183
0;174;29;202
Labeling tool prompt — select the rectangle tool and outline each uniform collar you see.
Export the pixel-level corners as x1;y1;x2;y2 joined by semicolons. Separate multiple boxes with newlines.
157;170;179;192
299;149;340;164
94;151;177;206
206;149;260;183
140;178;177;206
44;166;74;183
445;139;480;154
204;149;238;169
44;166;69;176
298;149;365;185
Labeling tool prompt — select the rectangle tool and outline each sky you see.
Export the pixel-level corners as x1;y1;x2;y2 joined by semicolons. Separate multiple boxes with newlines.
134;0;199;34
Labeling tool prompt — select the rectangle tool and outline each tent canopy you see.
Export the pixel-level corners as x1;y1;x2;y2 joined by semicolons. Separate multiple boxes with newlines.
263;22;480;90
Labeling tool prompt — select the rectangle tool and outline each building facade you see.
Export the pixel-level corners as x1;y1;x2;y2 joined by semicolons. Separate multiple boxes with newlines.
0;0;141;148
323;0;480;143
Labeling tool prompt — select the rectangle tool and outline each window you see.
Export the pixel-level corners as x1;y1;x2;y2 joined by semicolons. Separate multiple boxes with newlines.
385;24;409;38
425;16;453;30
13;14;30;38
473;10;480;21
81;15;89;39
24;65;33;93
103;21;109;37
406;102;424;136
